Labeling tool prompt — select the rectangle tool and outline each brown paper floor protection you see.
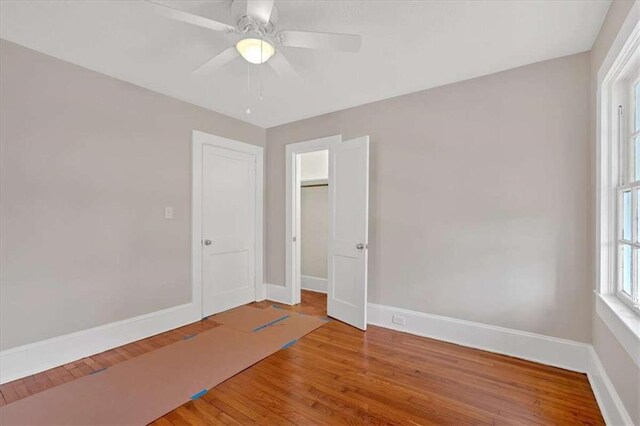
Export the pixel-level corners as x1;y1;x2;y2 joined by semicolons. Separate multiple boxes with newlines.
0;306;328;425
211;304;292;332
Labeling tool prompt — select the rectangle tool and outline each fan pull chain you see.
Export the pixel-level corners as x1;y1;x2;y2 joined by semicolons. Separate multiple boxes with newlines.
246;39;266;114
246;63;251;115
259;38;264;103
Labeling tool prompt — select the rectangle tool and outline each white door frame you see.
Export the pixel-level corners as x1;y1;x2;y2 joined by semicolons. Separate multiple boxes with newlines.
192;130;265;318
285;135;341;304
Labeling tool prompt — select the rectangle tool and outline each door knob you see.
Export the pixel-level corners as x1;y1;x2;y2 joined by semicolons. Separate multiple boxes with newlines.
356;243;364;250
203;239;212;246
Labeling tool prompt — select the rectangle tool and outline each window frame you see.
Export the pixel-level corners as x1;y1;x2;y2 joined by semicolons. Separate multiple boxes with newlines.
598;12;640;316
595;1;640;382
616;74;640;315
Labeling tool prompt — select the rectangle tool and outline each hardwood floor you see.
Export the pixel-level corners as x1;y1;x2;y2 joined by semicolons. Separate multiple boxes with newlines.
0;290;604;425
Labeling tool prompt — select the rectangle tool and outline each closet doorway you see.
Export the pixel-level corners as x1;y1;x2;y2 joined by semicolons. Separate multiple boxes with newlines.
285;135;370;330
299;150;329;302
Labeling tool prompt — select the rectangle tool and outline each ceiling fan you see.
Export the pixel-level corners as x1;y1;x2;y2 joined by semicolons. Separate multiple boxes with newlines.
149;0;362;78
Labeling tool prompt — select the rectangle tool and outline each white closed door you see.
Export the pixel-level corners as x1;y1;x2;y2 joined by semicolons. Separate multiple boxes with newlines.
327;136;369;330
202;145;256;316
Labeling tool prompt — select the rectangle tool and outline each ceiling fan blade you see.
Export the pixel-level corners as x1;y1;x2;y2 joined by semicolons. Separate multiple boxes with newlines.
268;51;298;79
193;47;239;74
246;0;274;25
277;30;361;52
148;1;235;32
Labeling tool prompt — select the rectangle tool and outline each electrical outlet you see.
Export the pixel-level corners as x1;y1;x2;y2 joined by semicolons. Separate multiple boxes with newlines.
392;315;406;326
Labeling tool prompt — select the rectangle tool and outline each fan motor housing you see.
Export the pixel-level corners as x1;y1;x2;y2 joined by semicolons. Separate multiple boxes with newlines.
231;0;278;34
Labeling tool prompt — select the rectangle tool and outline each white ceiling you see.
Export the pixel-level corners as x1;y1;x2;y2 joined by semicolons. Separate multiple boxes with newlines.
0;0;610;128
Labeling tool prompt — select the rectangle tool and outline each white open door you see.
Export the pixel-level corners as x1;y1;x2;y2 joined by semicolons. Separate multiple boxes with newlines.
327;136;369;330
201;145;256;316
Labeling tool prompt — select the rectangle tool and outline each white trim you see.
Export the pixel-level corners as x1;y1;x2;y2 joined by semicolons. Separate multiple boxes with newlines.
1;302;630;424
265;283;293;305
592;7;640;425
368;302;638;423
192;130;265;315
367;302;590;372
285;135;341;305
0;302;199;384
596;1;640;297
596;294;640;368
587;347;635;426
301;275;328;293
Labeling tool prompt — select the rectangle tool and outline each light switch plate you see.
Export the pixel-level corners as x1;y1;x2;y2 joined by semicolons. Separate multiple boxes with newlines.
164;207;173;219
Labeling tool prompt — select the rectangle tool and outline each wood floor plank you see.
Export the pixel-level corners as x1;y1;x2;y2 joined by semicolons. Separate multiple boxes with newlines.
239;367;359;425
1;291;604;425
295;327;599;424
298;329;600;419
148;417;174;426
255;358;416;425
218;378;299;425
311;323;598;401
0;384;19;405
162;409;192;426
269;348;496;425
172;404;222;426
210;394;262;423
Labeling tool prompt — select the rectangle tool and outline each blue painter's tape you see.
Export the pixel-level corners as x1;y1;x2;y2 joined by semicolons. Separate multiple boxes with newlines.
272;305;285;310
90;367;107;375
252;315;290;332
321;317;332;322
183;334;196;340
281;339;297;349
190;389;207;400
269;315;290;325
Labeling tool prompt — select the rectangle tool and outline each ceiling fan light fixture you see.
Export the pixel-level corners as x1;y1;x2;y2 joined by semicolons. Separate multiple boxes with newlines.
236;38;275;64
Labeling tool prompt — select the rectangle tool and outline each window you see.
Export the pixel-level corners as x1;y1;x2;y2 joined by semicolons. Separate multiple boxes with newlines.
617;75;640;314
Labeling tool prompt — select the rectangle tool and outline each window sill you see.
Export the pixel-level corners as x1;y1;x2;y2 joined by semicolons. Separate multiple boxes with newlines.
595;293;640;367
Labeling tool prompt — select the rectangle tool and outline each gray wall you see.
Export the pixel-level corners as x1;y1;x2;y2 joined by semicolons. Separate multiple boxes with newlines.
301;185;328;279
0;40;266;350
589;1;639;423
266;52;592;343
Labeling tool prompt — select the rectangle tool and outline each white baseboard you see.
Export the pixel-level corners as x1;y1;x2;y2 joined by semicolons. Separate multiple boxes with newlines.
367;303;590;373
265;283;293;305
301;275;327;293
0;302;200;384
587;347;635;426
368;302;638;424
2;297;632;425
1;283;281;385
